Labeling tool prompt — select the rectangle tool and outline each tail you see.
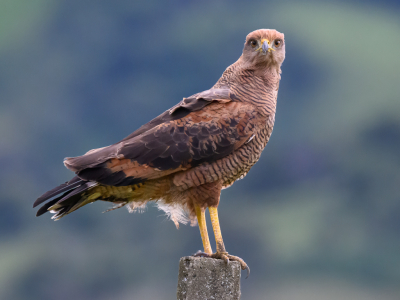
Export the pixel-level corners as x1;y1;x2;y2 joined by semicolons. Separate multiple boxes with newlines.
34;176;98;220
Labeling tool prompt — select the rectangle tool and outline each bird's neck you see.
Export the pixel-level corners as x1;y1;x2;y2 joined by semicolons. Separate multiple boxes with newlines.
214;59;280;117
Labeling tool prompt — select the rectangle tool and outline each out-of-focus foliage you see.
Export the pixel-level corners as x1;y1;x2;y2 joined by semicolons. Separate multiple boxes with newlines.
1;0;399;299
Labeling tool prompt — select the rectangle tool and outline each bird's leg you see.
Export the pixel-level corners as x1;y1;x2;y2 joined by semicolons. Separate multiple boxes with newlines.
208;206;227;254
194;204;212;255
208;206;250;277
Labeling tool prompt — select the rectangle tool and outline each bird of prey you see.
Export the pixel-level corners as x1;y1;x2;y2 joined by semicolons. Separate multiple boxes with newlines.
34;29;285;274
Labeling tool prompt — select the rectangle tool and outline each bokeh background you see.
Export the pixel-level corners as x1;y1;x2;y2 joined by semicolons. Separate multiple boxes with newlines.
1;0;400;299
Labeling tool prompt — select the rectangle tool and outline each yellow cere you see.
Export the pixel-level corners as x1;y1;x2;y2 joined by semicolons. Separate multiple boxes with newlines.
257;39;275;52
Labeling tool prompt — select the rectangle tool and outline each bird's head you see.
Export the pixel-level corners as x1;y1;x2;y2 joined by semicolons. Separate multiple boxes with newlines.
242;29;285;69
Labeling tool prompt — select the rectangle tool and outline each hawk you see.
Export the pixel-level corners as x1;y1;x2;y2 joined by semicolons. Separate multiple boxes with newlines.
34;29;285;275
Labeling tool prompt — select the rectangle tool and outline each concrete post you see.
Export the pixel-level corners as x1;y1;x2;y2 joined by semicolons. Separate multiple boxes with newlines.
177;256;241;300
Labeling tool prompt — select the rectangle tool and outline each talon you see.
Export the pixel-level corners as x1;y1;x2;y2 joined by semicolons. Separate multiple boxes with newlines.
225;253;250;278
219;253;229;263
242;264;250;279
193;250;211;258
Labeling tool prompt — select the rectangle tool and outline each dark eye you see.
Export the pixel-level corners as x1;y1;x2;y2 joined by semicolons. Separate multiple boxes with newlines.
274;39;282;47
249;40;257;48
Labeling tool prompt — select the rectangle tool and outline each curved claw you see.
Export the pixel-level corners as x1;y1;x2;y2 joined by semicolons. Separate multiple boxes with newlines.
193;250;211;257
223;253;250;279
243;264;250;279
218;252;230;264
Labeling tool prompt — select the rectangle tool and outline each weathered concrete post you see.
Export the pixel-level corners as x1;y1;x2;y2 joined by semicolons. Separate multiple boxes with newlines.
177;256;241;300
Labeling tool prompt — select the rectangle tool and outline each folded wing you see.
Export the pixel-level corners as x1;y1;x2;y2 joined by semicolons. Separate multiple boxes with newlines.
64;88;257;186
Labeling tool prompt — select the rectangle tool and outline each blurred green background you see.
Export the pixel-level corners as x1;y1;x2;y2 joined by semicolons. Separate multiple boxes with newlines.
1;0;400;299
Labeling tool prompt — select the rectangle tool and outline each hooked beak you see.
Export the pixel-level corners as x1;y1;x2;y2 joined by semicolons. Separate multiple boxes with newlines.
260;39;275;54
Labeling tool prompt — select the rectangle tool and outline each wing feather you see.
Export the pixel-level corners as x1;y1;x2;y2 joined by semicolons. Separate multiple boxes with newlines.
64;88;258;186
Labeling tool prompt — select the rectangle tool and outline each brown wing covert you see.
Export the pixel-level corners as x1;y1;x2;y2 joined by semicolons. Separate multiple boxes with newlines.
75;101;257;186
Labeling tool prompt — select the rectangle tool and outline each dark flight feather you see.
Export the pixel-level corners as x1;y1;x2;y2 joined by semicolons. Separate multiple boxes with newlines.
36;181;99;218
36;192;70;216
35;179;96;216
33;176;84;208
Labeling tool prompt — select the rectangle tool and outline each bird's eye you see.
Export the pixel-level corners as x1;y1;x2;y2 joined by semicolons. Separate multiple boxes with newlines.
249;40;257;48
274;39;282;47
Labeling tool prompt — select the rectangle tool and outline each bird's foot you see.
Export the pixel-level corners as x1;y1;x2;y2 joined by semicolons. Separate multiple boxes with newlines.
194;250;250;278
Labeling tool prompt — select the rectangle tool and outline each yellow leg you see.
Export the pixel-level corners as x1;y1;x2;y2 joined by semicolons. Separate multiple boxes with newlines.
195;205;212;254
208;206;227;254
208;206;250;277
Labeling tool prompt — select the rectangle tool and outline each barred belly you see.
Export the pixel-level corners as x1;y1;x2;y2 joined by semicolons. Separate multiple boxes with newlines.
222;126;272;188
